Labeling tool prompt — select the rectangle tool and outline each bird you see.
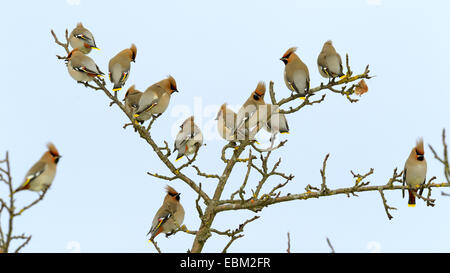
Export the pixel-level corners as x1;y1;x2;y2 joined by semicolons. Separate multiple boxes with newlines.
403;138;427;207
280;47;311;99
123;85;143;117
66;48;104;83
174;116;203;161
216;103;241;141
317;40;344;80
69;22;99;54
14;143;61;193
262;105;289;146
245;104;289;148
109;44;137;92
234;81;267;139
134;76;179;123
147;186;185;241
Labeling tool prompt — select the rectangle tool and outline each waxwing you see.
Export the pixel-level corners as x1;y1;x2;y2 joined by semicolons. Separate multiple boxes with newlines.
109;44;137;92
216;103;244;141
403;139;427;207
15;143;61;193
174;116;203;161
66;48;104;82
69;22;98;54
134;76;178;123
234;81;267;139
147;186;185;241
281;47;310;99
245;104;289;147
317;40;344;79
123;85;143;117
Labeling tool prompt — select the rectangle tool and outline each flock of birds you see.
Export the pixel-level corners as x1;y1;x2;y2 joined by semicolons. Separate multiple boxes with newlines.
11;23;428;243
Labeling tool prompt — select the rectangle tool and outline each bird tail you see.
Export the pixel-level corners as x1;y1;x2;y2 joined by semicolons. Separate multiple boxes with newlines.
408;189;416;207
112;83;122;92
175;153;184;162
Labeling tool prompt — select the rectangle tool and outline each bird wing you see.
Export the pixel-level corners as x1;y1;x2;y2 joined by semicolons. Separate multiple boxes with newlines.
19;161;48;190
74;30;96;47
135;90;159;116
148;207;174;237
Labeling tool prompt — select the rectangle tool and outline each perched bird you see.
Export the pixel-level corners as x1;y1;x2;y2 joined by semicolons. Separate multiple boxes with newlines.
234;81;267;138
262;105;289;144
216;103;240;141
174;116;203;161
403;139;427;207
109;44;137;92
14;143;61;193
66;48;104;83
280;47;310;99
134;76;179;123
69;22;99;54
317;40;344;79
147;186;185;241
123;85;143;117
246;104;289;148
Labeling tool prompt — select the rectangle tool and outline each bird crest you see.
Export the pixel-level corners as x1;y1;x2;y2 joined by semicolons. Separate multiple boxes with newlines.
254;81;266;96
168;75;177;91
130;44;137;61
124;85;136;99
282;47;298;59
166;185;179;196
415;138;425;155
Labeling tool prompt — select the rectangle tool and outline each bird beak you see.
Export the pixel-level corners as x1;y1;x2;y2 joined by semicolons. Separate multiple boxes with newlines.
176;193;181;197
173;89;179;93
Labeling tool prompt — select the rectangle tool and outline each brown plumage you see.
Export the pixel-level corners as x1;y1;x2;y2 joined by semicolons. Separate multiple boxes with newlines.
317;40;344;79
108;44;137;91
403;138;427;207
15;143;61;193
67;48;104;82
69;22;98;54
147;186;185;241
281;47;310;97
123;85;143;117
134;76;179;123
234;81;267;139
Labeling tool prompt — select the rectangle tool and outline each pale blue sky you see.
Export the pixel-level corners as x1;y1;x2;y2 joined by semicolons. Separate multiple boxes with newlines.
1;0;450;252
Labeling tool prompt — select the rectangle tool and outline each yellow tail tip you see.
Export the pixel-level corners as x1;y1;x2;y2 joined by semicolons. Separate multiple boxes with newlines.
299;97;306;100
175;156;184;162
408;204;416;207
134;114;140;118
339;74;347;80
91;47;100;50
112;88;122;92
281;132;289;135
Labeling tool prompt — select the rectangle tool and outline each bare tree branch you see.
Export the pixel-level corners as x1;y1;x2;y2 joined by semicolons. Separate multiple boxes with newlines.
51;28;449;254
